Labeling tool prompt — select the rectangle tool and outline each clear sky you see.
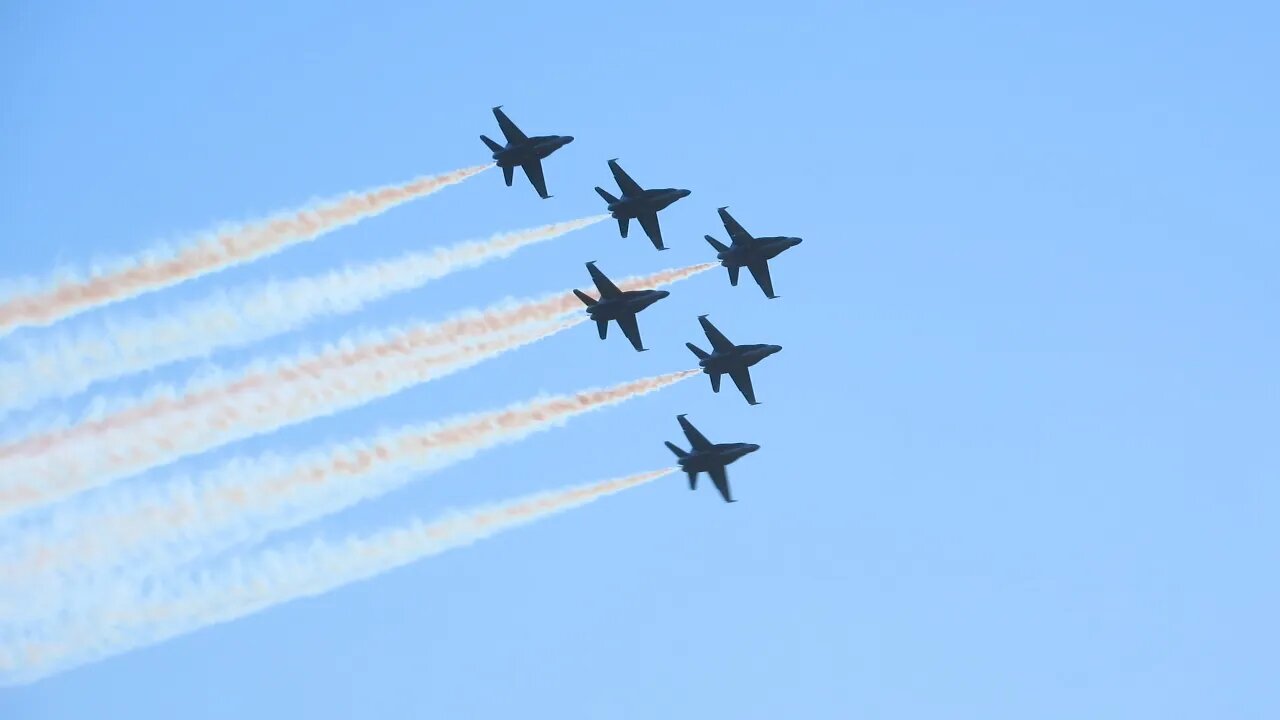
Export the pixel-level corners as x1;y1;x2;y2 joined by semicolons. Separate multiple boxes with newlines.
2;1;1277;717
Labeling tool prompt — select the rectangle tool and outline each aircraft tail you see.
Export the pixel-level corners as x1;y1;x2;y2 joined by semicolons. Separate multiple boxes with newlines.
709;373;722;393
572;289;598;307
480;135;503;153
704;235;729;253
685;342;709;360
594;186;618;204
727;266;740;286
664;441;689;458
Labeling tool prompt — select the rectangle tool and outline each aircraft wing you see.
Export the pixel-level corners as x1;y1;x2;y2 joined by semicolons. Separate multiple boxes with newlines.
637;213;665;250
492;106;528;143
728;367;758;405
677;414;713;450
708;466;734;503
586;262;622;298
616;313;645;351
608;159;644;196
747;260;776;298
717;207;754;245
698;315;735;353
520;159;549;199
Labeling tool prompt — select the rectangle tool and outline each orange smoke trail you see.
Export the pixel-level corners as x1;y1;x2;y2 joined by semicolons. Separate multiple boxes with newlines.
0;263;714;465
0;469;670;685
0;164;491;335
0;321;580;518
2;371;697;591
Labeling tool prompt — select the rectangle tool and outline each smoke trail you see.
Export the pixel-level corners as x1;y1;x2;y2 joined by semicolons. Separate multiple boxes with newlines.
0;469;670;685
2;371;695;603
0;215;605;414
0;164;491;336
0;262;713;516
0;322;577;518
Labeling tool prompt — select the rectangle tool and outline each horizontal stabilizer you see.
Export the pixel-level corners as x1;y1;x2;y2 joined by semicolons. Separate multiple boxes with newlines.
480;134;504;153
704;234;729;253
572;288;598;307
664;441;689;458
595;186;618;204
728;265;740;286
686;342;709;360
709;373;722;393
596;319;609;340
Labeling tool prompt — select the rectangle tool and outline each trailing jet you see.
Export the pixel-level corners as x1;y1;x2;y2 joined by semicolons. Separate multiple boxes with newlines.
686;315;781;405
704;206;803;299
480;106;573;199
594;159;690;250
573;261;669;352
664;414;759;503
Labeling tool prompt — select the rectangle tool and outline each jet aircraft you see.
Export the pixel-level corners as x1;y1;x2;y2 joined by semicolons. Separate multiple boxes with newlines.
704;206;803;299
664;414;759;503
572;261;670;352
686;315;781;405
480;106;573;199
594;159;690;250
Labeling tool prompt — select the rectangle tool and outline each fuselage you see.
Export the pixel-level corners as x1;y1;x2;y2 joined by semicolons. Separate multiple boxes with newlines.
699;344;782;375
492;135;574;167
607;188;690;219
718;236;803;267
586;289;669;321
678;443;760;473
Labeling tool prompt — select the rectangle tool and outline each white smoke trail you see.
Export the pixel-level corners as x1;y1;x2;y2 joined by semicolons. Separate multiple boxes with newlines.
0;469;670;685
0;164;492;337
0;371;696;611
0;216;606;413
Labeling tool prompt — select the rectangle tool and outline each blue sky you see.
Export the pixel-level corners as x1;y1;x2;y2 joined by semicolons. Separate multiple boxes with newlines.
2;1;1278;717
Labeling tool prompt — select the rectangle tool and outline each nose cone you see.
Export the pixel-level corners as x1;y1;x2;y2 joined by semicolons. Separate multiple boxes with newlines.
561;135;575;145
654;290;671;300
677;189;692;198
789;237;803;246
768;344;783;355
745;443;761;454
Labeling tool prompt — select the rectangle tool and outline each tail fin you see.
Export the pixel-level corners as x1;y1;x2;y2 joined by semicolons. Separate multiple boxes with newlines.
709;373;722;393
572;289;598;307
728;266;740;286
595;186;618;203
704;234;729;253
664;441;689;458
480;135;503;153
686;342;709;360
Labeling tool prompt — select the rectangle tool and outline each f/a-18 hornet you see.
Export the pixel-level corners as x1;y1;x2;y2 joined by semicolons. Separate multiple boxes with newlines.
664;414;759;503
704;206;802;299
573;261;669;352
686;314;781;405
594;159;690;250
480;106;573;199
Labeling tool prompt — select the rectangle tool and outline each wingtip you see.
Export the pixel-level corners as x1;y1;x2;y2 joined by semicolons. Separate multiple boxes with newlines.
608;157;620;163
718;205;729;211
492;104;503;111
676;413;689;419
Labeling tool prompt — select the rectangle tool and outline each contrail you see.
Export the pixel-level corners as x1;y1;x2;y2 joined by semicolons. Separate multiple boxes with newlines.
0;468;670;685
0;164;491;337
0;215;606;413
0;264;714;516
2;372;695;613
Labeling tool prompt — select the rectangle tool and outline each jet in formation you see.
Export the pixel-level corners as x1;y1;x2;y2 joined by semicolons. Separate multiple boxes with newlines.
594;159;690;250
686;315;781;405
573;261;670;352
704;206;803;299
664;414;759;503
480;106;574;199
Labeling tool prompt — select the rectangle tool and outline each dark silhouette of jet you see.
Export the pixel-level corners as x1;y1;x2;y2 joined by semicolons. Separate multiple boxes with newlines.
573;261;669;352
704;206;803;299
480;106;573;199
686;315;781;405
594;159;690;250
664;414;759;503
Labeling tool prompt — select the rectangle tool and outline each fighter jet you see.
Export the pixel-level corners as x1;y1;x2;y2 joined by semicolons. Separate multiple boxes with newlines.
664;414;759;503
686;315;781;405
594;159;691;250
480;106;573;199
704;207;803;299
573;261;670;352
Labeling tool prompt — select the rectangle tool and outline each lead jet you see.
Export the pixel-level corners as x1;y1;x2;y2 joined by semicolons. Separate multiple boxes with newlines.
704;206;803;299
480;106;574;199
573;261;670;352
594;159;690;250
686;315;781;405
664;414;759;503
